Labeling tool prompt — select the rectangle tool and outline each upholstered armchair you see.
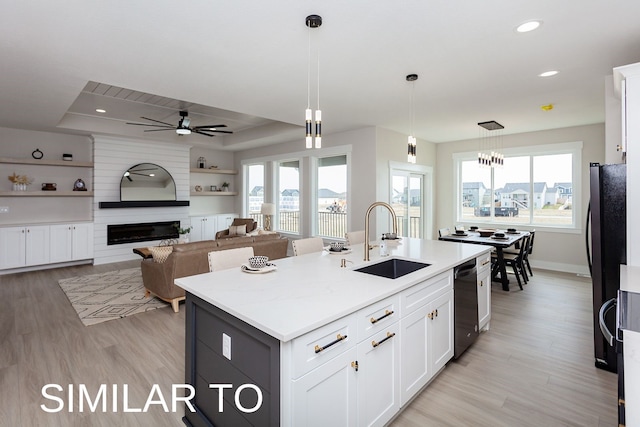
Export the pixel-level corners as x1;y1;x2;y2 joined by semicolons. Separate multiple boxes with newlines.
215;218;258;240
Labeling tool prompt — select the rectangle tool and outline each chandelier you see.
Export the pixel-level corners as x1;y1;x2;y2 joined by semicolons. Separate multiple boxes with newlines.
305;14;322;149
477;120;504;168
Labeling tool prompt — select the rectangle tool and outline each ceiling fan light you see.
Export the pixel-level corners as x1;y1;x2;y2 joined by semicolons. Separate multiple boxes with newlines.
176;128;191;135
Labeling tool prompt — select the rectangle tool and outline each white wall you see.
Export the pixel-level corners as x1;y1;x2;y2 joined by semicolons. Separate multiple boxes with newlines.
93;136;191;264
435;123;605;275
0;127;93;225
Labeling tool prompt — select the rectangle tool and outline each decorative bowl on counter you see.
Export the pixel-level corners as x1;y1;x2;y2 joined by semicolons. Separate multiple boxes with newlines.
248;256;269;269
329;242;345;252
477;229;495;237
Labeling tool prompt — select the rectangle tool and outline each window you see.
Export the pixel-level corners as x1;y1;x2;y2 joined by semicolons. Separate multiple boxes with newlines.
456;143;580;228
278;160;300;234
246;163;264;227
391;172;424;238
317;155;347;238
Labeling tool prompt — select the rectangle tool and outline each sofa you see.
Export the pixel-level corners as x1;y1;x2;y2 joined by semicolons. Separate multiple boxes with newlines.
141;233;289;312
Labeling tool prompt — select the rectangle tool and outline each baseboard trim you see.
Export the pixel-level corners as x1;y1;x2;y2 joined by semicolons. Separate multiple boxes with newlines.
0;259;92;276
531;260;590;277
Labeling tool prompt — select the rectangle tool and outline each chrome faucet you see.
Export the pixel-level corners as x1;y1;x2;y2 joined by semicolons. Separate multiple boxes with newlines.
364;201;398;261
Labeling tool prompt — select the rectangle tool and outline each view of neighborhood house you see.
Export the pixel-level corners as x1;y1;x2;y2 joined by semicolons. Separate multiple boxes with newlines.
460;153;573;225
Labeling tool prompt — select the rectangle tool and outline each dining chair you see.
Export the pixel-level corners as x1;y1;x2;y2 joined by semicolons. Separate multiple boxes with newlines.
522;230;535;277
208;247;255;272
438;228;451;238
291;237;324;256
345;230;365;246
493;234;529;290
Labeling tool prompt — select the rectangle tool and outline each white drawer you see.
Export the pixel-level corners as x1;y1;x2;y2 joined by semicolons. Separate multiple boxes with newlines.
357;294;400;341
399;270;452;315
291;313;358;379
477;252;491;273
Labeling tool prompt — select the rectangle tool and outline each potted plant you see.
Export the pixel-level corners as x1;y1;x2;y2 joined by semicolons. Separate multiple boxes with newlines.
174;224;192;243
221;181;230;191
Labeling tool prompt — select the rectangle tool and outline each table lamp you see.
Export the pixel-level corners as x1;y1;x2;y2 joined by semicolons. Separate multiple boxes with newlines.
260;203;276;231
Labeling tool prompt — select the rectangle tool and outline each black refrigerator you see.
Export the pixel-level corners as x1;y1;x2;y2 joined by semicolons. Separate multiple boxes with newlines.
588;163;626;372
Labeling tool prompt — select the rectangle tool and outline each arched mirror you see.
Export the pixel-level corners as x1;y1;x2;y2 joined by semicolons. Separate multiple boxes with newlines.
120;163;176;201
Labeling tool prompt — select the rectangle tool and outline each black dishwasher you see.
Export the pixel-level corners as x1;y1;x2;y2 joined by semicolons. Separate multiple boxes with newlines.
454;259;479;358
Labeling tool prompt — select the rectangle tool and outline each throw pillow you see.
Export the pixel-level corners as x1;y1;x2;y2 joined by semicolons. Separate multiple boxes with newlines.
228;224;247;237
148;246;173;263
258;229;277;235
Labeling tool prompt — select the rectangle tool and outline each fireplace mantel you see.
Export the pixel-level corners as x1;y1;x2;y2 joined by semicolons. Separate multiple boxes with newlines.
99;201;190;208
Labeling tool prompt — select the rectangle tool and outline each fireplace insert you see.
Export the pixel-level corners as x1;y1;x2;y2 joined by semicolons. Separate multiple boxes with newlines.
107;221;179;245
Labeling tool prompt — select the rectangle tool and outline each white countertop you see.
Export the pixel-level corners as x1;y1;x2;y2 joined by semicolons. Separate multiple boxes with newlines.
175;238;490;342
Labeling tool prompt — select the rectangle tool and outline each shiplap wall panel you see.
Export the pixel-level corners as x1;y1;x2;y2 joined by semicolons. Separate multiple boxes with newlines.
93;136;191;264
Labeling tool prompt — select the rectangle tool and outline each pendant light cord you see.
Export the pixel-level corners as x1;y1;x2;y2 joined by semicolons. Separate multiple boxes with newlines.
307;26;311;110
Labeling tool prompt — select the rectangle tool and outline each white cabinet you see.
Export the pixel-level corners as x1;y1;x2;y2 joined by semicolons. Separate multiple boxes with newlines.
399;287;453;406
477;253;492;331
189;213;238;242
356;323;400;427
290;313;358;426
49;223;94;263
291;347;358;427
0;225;50;269
189;215;217;241
355;295;401;427
290;296;401;427
215;213;238;233
398;270;454;406
288;271;455;426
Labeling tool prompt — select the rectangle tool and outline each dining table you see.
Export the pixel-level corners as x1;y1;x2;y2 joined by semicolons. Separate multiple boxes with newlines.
438;230;530;291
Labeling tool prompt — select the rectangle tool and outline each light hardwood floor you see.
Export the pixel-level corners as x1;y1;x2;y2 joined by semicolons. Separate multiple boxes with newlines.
0;263;617;426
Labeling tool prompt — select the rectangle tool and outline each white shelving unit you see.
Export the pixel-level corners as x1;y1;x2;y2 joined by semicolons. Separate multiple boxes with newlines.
1;156;94;197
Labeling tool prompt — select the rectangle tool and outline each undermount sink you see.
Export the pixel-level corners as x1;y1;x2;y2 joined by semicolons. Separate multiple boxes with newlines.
354;258;431;279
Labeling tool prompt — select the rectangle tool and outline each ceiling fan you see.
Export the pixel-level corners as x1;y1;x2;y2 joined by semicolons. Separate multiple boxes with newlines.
126;111;233;137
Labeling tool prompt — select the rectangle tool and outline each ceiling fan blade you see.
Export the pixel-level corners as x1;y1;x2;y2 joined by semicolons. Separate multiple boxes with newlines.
139;116;175;126
126;123;174;128
208;129;234;134
193;130;217;137
192;124;228;129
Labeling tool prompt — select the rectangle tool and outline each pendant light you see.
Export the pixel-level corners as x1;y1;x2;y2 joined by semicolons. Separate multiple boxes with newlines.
406;74;418;164
305;14;322;149
477;120;504;168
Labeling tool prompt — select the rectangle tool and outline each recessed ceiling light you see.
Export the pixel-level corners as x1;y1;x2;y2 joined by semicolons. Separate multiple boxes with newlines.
539;70;558;77
95;108;106;113
516;20;542;33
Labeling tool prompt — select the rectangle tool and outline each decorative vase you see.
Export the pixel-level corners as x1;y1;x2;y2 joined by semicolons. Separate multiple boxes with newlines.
179;234;189;244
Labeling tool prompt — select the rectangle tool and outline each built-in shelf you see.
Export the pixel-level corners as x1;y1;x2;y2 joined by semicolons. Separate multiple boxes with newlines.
190;168;238;175
190;191;238;196
0;157;94;167
0;191;94;197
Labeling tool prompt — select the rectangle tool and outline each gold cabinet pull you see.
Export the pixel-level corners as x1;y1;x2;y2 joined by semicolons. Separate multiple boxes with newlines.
427;311;433;320
435;309;438;317
372;332;396;348
370;309;394;324
351;360;359;372
314;333;347;354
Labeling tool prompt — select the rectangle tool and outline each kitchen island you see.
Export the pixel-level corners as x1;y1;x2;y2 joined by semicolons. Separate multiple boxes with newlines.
176;238;490;427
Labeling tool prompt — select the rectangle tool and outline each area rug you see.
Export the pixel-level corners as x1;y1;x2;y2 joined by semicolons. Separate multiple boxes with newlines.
58;268;168;326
